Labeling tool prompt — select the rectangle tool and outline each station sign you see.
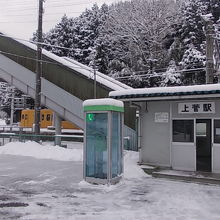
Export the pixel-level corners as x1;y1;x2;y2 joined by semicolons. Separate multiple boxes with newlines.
178;102;215;114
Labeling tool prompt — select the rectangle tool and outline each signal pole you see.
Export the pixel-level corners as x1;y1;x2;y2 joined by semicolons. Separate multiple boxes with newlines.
34;0;44;136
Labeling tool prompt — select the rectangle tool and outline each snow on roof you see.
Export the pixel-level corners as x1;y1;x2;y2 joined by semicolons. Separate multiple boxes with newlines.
83;98;124;108
63;57;131;90
109;84;220;100
0;32;131;91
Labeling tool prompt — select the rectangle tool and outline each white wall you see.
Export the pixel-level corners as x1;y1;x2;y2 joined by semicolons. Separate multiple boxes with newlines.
140;101;171;167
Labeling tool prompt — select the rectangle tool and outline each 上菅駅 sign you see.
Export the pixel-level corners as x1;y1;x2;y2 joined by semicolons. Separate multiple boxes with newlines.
178;102;215;114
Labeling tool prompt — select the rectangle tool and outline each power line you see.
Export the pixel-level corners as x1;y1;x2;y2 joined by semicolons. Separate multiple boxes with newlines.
0;11;82;17
0;34;208;74
0;34;74;51
115;67;206;80
0;49;206;76
0;50;93;72
2;1;99;12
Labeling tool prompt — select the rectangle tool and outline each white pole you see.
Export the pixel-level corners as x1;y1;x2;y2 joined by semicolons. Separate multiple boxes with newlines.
10;87;15;126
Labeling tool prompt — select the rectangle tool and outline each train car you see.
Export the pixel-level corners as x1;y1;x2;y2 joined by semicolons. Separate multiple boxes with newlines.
20;109;35;128
20;109;80;129
40;109;53;128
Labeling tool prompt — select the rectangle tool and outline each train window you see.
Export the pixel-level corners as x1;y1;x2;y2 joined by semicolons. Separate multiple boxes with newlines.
22;114;24;119
42;114;44;121
46;114;51;121
25;114;27;120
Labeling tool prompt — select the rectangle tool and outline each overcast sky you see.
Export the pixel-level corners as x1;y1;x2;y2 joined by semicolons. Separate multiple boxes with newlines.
0;0;120;40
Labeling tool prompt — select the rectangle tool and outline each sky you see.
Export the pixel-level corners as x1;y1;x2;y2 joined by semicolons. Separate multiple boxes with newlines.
0;0;120;40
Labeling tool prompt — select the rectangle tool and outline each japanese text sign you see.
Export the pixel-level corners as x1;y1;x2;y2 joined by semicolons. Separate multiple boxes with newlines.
178;102;215;114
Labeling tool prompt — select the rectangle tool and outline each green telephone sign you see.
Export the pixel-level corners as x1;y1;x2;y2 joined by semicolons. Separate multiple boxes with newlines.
86;113;95;122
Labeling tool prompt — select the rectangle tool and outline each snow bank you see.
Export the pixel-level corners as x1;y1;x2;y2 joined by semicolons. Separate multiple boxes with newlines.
0;141;146;179
0;141;83;162
124;150;146;179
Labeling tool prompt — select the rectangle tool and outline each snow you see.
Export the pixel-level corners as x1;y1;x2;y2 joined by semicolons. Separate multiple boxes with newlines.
0;141;83;162
0;119;6;126
0;32;131;91
123;150;146;179
83;98;124;108
0;141;142;179
0;141;220;219
109;83;220;98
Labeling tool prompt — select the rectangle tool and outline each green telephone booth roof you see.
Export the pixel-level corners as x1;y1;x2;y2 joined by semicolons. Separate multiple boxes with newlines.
83;98;124;112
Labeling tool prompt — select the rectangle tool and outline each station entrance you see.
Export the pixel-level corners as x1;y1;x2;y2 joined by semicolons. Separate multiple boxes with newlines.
196;119;212;172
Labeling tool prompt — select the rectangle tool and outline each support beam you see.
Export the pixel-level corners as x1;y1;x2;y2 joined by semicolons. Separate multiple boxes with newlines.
54;113;62;146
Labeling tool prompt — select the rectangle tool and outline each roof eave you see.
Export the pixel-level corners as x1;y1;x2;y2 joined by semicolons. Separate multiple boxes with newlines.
110;93;220;102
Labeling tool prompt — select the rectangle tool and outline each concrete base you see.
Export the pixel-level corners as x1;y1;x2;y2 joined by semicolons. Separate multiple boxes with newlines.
140;163;220;185
152;169;220;185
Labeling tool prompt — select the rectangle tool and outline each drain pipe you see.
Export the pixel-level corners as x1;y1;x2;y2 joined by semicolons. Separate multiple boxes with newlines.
129;102;142;163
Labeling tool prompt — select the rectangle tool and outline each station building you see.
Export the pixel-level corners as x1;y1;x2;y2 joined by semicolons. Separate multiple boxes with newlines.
110;84;220;173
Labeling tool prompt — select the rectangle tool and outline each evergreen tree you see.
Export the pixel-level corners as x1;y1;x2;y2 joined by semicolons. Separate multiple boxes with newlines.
169;0;220;84
35;0;220;88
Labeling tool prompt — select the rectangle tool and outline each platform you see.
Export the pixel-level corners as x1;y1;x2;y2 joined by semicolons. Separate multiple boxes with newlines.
141;164;220;185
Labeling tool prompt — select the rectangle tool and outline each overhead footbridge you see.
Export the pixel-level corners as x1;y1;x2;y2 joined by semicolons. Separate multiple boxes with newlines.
0;33;136;141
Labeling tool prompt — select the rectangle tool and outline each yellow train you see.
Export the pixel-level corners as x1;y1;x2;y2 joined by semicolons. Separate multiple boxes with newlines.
20;109;80;129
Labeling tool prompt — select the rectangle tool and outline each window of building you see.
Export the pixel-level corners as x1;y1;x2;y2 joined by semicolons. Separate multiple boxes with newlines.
196;123;207;137
214;120;220;143
173;120;194;142
46;114;51;121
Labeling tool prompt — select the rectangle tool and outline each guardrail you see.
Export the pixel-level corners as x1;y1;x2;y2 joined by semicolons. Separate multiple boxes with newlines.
0;132;83;147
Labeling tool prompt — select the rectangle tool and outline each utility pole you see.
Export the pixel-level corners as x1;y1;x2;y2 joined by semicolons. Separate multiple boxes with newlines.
214;38;220;83
93;63;97;99
34;0;44;136
202;16;215;84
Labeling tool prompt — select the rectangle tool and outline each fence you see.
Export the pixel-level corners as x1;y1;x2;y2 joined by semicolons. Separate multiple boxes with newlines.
0;125;138;151
0;133;83;147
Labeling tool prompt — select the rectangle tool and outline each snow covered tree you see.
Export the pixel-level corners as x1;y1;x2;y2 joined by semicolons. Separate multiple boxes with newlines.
168;0;220;84
39;4;109;66
33;0;220;88
97;0;177;87
160;60;182;87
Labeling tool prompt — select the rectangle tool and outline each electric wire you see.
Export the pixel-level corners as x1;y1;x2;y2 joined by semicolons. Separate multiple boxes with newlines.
0;49;206;78
0;49;94;72
0;34;209;74
0;33;74;51
2;1;101;12
115;67;206;80
0;32;207;57
0;11;82;17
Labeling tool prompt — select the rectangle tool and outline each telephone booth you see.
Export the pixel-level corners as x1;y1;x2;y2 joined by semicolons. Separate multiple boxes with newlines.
83;98;124;185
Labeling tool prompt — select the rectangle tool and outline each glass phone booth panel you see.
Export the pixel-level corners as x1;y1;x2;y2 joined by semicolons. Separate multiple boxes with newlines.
86;113;108;179
111;112;123;178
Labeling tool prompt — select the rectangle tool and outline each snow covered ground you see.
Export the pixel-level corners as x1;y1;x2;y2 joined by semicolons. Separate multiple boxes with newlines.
0;141;220;219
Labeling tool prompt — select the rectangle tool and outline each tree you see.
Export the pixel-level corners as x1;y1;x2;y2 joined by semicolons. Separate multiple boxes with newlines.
38;4;109;67
97;0;177;87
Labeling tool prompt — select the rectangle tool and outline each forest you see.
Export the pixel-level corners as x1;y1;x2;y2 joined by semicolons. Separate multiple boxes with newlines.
35;0;220;88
